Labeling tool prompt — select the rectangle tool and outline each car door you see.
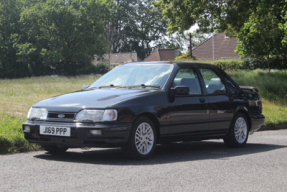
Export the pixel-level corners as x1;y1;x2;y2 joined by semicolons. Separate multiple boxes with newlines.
198;67;236;131
168;67;209;136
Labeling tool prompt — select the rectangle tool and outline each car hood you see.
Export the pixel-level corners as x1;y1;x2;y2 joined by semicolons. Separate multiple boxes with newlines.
33;88;159;112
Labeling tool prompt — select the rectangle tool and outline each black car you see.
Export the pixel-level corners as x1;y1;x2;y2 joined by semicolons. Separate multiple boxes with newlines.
23;62;265;159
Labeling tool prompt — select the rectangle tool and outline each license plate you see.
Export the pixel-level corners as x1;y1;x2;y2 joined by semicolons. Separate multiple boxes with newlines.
40;126;71;137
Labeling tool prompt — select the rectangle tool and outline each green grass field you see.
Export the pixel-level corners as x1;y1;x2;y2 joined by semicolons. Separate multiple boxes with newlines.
0;75;100;154
0;70;286;154
228;70;287;126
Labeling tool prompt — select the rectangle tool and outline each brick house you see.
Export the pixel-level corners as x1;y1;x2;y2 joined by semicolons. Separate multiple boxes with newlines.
93;52;139;66
144;48;181;62
192;33;240;60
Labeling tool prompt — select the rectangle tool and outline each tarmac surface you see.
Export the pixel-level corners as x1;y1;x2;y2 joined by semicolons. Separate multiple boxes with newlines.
1;130;287;191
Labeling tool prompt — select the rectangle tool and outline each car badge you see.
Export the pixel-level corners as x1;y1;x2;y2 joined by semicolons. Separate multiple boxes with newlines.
58;114;65;118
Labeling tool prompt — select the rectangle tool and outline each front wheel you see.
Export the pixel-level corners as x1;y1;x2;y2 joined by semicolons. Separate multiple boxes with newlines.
122;116;157;160
224;113;249;148
41;145;69;154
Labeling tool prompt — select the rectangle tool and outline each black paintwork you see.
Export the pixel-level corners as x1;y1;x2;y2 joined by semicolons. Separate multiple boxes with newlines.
23;62;265;147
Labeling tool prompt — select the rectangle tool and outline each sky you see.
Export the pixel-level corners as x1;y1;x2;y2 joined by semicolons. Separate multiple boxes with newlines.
181;24;199;52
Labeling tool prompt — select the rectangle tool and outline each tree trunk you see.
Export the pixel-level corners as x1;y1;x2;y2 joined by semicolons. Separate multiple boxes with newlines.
266;45;270;73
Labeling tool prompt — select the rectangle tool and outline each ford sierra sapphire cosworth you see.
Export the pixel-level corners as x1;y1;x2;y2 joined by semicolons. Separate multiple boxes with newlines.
23;62;265;159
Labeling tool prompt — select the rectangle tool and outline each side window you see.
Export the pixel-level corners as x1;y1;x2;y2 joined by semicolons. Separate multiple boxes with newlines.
199;68;226;94
173;68;202;95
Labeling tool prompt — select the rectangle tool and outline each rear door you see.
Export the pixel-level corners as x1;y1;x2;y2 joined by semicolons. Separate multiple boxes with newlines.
198;67;236;131
168;67;209;135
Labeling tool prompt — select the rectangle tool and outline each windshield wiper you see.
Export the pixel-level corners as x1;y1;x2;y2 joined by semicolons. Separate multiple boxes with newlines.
128;84;160;89
30;117;41;121
86;87;98;90
99;84;126;89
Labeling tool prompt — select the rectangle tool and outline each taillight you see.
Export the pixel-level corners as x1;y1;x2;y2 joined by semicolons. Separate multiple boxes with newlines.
256;96;262;112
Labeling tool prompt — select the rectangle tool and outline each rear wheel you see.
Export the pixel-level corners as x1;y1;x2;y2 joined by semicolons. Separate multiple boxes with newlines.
224;113;249;148
41;145;69;154
122;116;157;160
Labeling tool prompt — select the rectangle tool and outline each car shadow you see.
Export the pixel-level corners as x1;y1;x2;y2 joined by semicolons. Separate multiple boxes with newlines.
33;141;286;165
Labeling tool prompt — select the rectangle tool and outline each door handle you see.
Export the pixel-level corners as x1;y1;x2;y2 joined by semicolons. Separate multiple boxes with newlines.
199;98;205;103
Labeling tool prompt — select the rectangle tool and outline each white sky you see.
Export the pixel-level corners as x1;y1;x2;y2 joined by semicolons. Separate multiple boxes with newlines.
182;24;199;52
187;24;199;33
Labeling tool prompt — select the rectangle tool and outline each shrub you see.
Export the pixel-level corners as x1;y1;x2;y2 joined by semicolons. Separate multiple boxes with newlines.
175;52;197;61
94;63;109;74
207;59;251;70
77;63;109;75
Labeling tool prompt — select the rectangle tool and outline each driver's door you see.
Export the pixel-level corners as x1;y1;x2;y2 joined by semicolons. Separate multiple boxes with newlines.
168;67;209;136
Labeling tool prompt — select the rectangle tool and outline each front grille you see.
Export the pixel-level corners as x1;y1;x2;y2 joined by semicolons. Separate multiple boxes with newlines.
47;112;76;121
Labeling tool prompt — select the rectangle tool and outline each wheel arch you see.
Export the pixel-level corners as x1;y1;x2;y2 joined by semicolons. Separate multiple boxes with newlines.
234;107;252;131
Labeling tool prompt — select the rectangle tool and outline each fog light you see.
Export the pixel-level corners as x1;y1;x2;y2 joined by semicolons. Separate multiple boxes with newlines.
90;130;101;135
24;126;30;133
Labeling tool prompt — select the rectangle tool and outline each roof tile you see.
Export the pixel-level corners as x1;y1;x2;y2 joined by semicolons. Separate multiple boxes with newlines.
192;33;240;60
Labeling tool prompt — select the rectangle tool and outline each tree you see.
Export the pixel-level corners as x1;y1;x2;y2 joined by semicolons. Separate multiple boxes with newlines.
164;32;188;50
103;0;137;67
280;8;287;57
156;0;287;70
124;0;166;59
236;5;286;72
0;0;30;78
154;0;260;33
18;0;108;76
105;0;170;60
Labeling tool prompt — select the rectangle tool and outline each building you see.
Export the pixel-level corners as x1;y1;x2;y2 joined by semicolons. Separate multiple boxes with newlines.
192;33;240;60
92;52;139;66
144;48;181;62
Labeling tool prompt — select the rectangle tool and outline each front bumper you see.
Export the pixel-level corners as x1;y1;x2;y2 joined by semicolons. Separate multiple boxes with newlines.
22;121;132;148
250;114;265;133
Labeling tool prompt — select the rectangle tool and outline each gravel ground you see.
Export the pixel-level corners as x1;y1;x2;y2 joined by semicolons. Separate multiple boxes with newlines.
1;130;287;192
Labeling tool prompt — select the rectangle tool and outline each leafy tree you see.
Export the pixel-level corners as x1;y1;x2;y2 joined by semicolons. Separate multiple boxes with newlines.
0;0;30;78
236;5;286;72
280;8;287;56
164;32;187;51
154;0;259;33
103;0;137;66
19;0;108;76
105;0;170;60
156;0;287;70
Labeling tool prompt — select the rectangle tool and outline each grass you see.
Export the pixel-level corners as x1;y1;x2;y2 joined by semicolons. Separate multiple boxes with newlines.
0;70;286;154
0;75;100;154
228;69;287;127
229;69;287;105
261;99;287;126
0;113;40;154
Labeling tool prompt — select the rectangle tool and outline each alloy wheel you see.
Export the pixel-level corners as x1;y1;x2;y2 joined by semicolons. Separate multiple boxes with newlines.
234;117;248;143
135;122;154;155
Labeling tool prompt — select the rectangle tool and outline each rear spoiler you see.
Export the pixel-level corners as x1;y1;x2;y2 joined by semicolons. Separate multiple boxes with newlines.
239;86;259;93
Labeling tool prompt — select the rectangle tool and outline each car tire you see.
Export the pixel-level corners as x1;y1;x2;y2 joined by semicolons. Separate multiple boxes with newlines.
122;116;157;160
41;145;69;154
224;113;249;148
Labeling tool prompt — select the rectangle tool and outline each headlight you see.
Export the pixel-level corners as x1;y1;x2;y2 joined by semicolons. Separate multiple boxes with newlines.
103;110;117;121
27;107;48;120
75;109;117;122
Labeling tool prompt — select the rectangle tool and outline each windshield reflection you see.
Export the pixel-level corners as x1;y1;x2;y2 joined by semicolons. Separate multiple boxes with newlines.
90;64;174;89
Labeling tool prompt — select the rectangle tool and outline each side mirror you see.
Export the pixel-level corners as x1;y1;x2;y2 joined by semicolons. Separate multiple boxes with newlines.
82;85;89;90
171;86;189;96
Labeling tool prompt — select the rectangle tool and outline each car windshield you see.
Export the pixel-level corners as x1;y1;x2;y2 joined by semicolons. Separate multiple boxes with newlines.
90;64;174;89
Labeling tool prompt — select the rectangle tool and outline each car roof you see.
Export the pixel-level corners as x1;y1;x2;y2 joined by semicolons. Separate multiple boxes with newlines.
124;61;217;69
